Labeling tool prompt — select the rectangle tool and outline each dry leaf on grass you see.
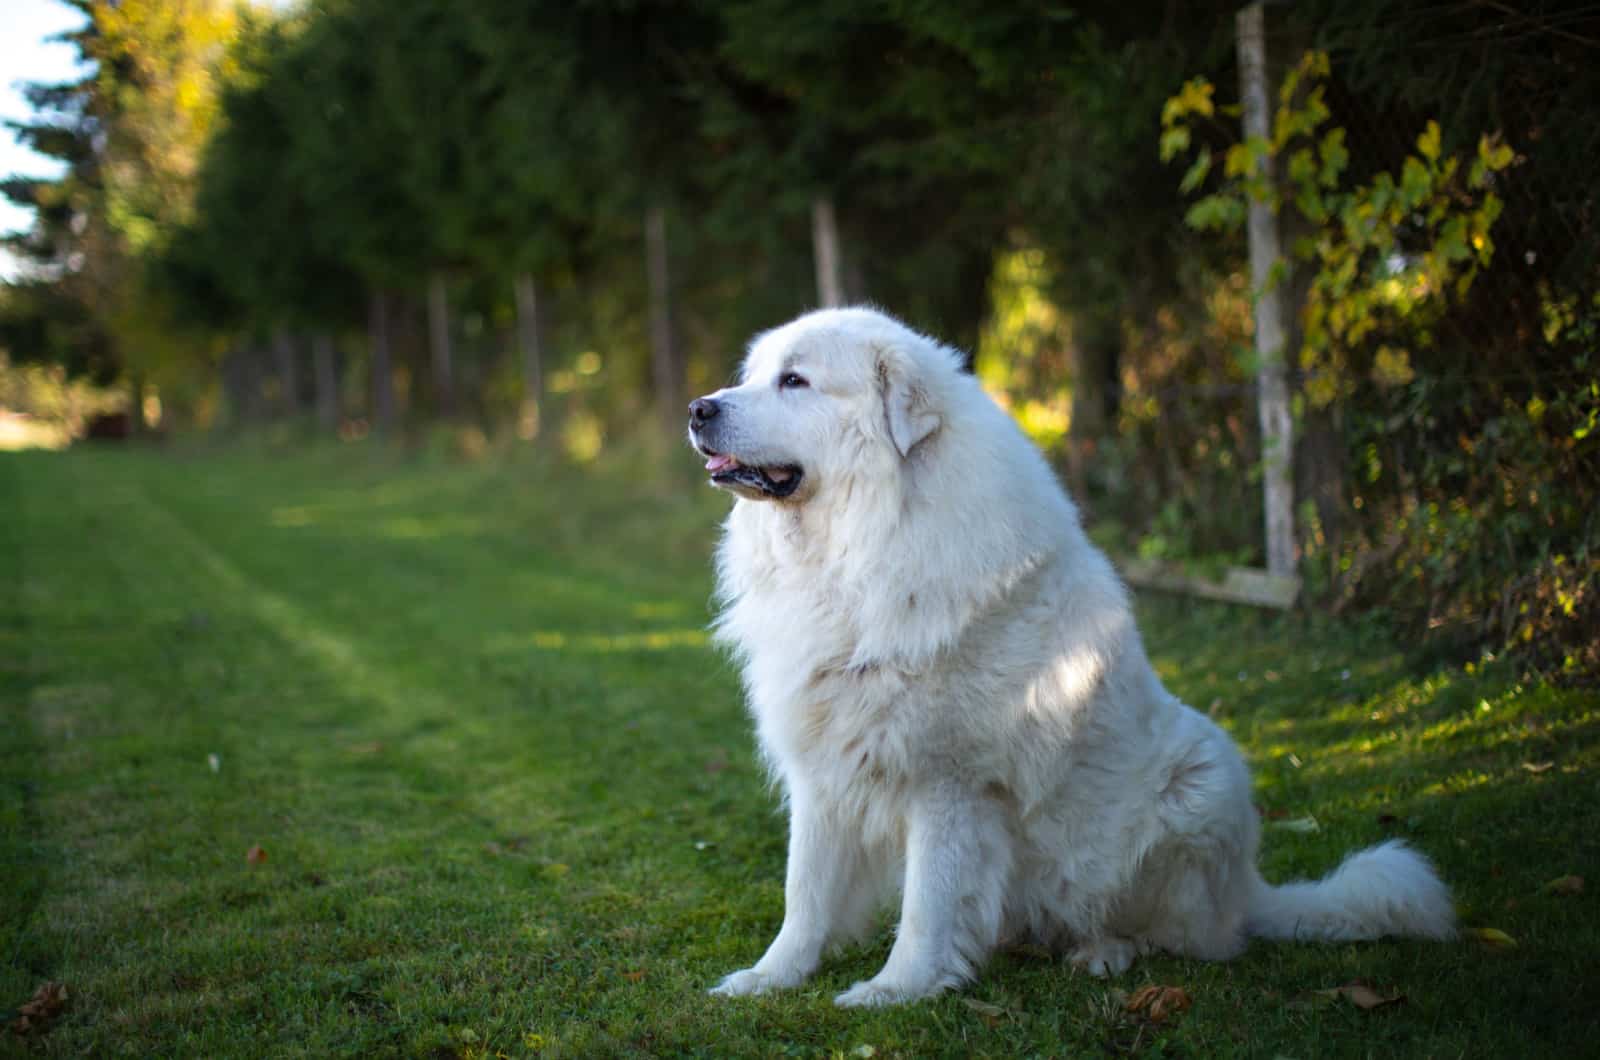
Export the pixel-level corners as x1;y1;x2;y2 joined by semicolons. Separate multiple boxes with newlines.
1313;981;1405;1010
1124;984;1192;1022
8;982;68;1037
246;844;268;865
1466;926;1518;950
1544;875;1584;896
961;998;1022;1028
622;970;646;983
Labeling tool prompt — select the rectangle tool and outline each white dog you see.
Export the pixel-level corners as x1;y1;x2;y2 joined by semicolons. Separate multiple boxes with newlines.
687;307;1454;1008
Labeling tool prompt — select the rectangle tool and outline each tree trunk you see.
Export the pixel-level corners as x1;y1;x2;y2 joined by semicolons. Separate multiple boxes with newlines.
220;345;250;430
369;290;395;435
1065;313;1121;502
128;369;149;436
273;330;299;419
811;195;845;308
514;271;544;440
245;344;268;423
645;204;682;420
427;269;455;419
313;332;339;431
1238;1;1297;579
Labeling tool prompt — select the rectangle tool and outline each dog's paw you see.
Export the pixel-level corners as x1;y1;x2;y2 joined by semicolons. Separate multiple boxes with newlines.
1068;936;1137;978
834;979;908;1008
709;967;801;998
834;975;947;1008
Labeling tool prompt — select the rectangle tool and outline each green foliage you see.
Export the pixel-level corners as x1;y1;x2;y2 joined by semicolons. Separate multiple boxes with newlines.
1164;51;1513;408
1330;303;1600;680
1163;51;1597;679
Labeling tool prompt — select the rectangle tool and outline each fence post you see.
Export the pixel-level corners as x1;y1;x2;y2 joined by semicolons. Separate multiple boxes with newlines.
811;196;844;308
646;203;682;423
1237;1;1297;579
514;271;543;440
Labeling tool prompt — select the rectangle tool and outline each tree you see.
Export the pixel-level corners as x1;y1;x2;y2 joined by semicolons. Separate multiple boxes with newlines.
2;0;239;429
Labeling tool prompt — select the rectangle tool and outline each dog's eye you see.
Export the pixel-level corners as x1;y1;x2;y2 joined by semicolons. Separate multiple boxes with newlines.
779;372;810;390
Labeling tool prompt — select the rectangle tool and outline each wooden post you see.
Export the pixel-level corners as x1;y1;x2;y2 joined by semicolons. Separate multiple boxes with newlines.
427;269;455;418
514;271;543;440
1237;2;1297;579
811;195;844;308
312;332;338;431
369;290;395;434
128;369;148;436
273;329;299;419
646;204;682;419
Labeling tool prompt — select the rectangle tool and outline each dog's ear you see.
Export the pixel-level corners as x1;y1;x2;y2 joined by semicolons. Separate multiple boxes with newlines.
876;347;941;457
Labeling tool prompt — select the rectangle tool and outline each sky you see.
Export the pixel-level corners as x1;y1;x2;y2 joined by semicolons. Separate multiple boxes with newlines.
0;0;90;279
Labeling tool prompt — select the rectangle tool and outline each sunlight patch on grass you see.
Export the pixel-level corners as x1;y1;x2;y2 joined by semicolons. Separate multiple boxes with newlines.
376;514;487;541
271;505;319;528
632;601;689;620
484;628;711;654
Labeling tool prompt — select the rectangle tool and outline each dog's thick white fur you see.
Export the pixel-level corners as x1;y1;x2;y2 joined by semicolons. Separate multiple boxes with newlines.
688;307;1455;1008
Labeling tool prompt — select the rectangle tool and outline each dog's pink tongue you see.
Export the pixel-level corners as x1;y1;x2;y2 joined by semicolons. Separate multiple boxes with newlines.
705;454;738;473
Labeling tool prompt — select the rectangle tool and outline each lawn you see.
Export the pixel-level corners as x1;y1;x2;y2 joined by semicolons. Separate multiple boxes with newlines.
3;441;1597;1057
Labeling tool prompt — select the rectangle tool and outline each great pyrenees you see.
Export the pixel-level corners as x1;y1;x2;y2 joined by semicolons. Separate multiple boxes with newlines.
687;307;1454;1007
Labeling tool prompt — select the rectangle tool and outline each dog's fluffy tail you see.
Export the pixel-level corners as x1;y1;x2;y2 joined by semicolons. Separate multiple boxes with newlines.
1246;840;1456;942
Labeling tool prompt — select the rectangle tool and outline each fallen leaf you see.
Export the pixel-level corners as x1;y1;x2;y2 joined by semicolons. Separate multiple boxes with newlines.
1313;981;1404;1010
1466;926;1517;950
246;844;267;865
1544;875;1584;896
1124;984;1192;1022
622;970;646;983
1521;761;1554;774
347;741;385;755
1268;815;1320;834
961;998;1016;1028
8;982;68;1037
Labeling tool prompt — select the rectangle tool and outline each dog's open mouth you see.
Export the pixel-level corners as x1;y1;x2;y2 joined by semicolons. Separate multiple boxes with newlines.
703;452;803;498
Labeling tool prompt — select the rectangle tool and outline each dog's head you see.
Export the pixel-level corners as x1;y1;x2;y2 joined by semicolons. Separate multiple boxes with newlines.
687;308;961;502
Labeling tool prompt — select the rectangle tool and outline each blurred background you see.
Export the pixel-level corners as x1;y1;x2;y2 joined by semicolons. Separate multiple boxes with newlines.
1;0;1595;679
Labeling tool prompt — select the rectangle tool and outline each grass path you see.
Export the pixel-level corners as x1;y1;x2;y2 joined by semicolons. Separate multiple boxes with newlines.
3;444;1597;1057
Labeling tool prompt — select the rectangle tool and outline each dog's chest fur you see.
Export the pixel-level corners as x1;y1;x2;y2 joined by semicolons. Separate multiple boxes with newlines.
716;506;942;799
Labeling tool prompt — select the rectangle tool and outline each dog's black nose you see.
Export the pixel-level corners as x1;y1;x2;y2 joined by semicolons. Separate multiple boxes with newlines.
688;397;720;424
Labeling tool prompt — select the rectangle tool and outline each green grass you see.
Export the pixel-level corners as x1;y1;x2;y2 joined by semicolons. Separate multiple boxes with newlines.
3;441;1597;1058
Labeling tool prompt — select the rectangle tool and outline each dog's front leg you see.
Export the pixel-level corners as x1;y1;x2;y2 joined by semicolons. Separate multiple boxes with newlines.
834;785;1004;1007
711;786;859;996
